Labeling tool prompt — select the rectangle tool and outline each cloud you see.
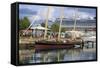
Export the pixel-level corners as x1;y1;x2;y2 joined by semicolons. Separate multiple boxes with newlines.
19;8;37;15
19;4;96;21
78;11;93;20
64;8;95;20
37;6;55;21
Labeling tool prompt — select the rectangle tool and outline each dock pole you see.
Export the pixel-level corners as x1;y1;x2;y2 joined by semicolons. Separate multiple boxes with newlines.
80;39;84;49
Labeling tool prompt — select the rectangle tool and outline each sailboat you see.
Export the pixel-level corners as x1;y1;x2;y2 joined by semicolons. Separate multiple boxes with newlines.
65;8;84;40
34;7;84;51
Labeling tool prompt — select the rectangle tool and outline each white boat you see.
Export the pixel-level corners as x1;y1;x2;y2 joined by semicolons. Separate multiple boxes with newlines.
65;31;85;39
82;35;96;42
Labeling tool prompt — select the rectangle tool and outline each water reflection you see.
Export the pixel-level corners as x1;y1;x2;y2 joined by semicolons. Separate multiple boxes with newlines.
19;48;96;64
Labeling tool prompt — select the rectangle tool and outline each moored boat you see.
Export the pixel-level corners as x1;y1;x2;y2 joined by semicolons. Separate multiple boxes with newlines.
34;39;83;51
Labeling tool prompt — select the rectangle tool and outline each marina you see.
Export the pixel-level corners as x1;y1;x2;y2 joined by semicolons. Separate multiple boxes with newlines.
18;4;97;64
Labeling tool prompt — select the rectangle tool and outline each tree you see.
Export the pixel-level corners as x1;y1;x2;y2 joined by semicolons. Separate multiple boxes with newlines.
51;23;66;33
51;23;59;33
41;22;45;27
61;27;66;32
19;17;30;30
41;22;49;28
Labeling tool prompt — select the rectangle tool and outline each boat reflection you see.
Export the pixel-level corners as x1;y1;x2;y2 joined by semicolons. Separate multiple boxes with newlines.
19;48;96;64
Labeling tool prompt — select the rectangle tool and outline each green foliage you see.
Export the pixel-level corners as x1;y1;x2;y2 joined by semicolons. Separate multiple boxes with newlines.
41;22;45;27
41;22;49;28
51;23;59;32
51;23;66;33
19;17;30;30
61;27;66;32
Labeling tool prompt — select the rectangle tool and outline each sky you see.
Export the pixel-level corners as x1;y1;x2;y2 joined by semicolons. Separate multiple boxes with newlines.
19;4;96;23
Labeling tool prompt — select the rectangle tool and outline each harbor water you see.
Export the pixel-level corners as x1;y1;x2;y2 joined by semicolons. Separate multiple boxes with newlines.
19;31;96;64
19;45;96;64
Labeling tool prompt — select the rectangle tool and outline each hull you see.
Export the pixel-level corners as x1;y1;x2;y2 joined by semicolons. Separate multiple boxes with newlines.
34;41;83;51
19;40;83;51
34;44;74;51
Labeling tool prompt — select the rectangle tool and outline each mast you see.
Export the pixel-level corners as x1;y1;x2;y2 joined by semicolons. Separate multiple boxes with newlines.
44;6;51;39
72;8;78;40
73;8;78;31
23;16;38;35
58;7;64;40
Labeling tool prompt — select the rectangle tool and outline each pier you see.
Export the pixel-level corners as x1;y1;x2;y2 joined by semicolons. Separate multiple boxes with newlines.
83;41;95;48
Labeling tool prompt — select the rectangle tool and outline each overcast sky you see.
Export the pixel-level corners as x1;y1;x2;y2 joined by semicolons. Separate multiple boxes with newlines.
19;4;96;22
